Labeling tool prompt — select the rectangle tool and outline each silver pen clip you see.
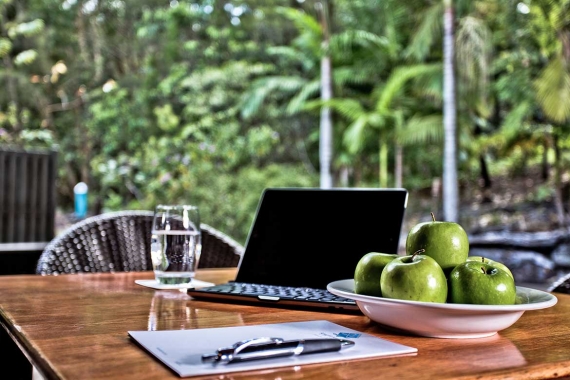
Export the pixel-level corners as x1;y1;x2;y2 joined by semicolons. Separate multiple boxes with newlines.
202;337;284;363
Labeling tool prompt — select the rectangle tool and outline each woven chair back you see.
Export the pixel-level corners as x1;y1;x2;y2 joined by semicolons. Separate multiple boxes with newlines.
36;210;243;275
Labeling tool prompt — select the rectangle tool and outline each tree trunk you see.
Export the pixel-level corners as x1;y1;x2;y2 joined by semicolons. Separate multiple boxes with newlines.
395;144;403;188
479;154;491;188
474;123;491;190
1;6;20;133
90;18;104;82
478;154;492;203
2;56;21;133
339;166;349;187
317;1;334;189
379;140;388;188
394;113;403;188
541;136;549;181
553;134;567;227
320;54;333;189
443;0;459;222
75;1;90;63
294;119;317;176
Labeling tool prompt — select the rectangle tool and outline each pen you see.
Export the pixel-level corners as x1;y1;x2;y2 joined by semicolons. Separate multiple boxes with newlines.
202;337;355;364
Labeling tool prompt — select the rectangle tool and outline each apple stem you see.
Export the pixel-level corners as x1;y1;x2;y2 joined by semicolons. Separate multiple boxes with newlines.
412;249;425;260
430;212;436;222
481;267;486;274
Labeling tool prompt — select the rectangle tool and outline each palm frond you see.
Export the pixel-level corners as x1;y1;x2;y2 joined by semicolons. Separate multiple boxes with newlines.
296;99;321;113
13;49;38;66
267;46;316;72
276;6;322;55
500;101;532;142
534;55;570;123
396;114;443;146
0;38;11;58
267;46;301;61
405;2;443;61
294;32;322;58
548;2;564;31
330;30;389;57
286;80;320;115
240;76;307;119
376;64;442;113
276;7;322;38
327;98;366;122
333;66;370;87
413;73;444;104
456;16;492;99
343;115;371;154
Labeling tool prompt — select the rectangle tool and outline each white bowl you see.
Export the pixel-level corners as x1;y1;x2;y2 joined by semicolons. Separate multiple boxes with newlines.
327;279;557;339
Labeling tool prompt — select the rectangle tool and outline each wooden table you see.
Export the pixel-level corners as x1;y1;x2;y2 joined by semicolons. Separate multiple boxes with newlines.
1;269;570;379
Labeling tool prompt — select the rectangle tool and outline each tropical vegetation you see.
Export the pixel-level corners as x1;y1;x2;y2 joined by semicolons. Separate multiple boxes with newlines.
1;0;570;244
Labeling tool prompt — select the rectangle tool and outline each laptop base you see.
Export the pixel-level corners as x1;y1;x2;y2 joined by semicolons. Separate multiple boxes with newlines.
188;282;362;314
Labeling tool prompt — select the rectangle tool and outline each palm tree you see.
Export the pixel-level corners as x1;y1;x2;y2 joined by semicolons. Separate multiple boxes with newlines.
530;0;570;225
332;64;443;188
442;0;458;222
240;6;388;188
533;0;570;124
316;1;334;188
406;0;496;221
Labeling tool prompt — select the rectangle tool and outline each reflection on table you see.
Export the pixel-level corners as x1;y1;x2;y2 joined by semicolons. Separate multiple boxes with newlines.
0;269;569;380
147;290;245;331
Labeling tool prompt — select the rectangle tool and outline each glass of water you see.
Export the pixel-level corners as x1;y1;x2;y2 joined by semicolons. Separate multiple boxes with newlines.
151;205;202;285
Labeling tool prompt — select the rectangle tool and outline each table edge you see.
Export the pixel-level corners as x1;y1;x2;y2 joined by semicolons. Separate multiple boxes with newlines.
0;309;62;380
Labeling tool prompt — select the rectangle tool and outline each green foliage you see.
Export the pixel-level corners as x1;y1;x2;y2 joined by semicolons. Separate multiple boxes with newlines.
3;0;570;239
153;164;317;244
0;38;11;57
405;2;444;61
396;115;443;145
535;56;570;123
154;104;180;132
13;50;38;66
8;18;44;38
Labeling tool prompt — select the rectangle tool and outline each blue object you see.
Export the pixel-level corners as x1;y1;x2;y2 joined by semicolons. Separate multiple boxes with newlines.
74;182;88;219
336;332;361;339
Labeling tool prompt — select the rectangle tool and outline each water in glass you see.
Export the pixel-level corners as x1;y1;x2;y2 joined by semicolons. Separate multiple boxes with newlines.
151;229;201;285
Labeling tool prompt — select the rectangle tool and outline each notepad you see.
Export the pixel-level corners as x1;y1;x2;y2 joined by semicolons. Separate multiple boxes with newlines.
128;320;417;377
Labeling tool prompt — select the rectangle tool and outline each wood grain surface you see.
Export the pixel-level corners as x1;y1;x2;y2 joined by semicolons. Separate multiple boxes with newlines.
1;270;570;380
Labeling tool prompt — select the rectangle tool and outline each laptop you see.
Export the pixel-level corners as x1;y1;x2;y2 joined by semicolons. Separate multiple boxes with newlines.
188;187;408;312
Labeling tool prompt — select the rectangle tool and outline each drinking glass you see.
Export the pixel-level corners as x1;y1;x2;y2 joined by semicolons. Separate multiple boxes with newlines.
150;205;202;285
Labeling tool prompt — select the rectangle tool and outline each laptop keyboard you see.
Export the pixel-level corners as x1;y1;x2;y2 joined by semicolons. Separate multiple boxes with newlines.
195;282;357;306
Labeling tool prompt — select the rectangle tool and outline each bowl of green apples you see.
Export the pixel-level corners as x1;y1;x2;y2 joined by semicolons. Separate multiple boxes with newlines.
327;214;558;339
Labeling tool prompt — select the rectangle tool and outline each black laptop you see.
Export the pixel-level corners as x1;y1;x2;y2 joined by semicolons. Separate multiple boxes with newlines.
188;187;408;312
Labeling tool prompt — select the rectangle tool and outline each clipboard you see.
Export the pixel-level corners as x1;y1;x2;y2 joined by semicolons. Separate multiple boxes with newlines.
129;320;417;377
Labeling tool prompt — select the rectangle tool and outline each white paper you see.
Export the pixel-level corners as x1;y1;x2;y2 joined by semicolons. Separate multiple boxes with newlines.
135;279;214;290
129;320;417;377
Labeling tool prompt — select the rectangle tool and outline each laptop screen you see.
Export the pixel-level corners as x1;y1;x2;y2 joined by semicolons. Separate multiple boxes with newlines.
235;188;408;290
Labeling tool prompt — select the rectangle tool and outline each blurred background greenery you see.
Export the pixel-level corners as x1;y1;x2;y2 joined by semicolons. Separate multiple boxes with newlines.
2;0;570;245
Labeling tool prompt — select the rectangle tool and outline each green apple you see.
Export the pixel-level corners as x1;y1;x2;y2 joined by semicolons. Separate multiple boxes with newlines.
354;252;399;296
406;213;469;274
449;261;516;305
380;251;448;303
467;256;514;281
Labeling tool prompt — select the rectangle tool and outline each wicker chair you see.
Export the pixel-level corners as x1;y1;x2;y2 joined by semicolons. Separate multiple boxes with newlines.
36;210;244;275
548;272;570;294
